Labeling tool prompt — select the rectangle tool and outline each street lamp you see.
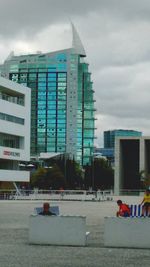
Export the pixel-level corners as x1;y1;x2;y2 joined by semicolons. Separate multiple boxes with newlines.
91;157;94;190
27;164;35;167
18;163;26;167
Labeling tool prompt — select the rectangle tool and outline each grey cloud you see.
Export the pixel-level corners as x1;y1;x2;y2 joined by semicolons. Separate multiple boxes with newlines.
1;0;150;145
94;63;150;120
0;0;107;38
1;0;150;39
85;16;150;70
95;113;150;146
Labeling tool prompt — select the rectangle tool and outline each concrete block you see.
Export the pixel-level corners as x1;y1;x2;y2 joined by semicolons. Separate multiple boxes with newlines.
29;215;89;246
104;217;150;248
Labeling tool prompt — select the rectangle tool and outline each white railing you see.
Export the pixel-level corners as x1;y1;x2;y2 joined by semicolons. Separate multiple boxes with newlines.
119;189;145;196
0;189;113;201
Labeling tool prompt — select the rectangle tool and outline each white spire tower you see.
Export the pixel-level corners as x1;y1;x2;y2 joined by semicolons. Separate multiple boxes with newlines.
71;23;86;57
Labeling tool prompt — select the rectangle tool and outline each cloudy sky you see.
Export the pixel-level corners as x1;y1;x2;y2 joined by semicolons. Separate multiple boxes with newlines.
1;0;150;146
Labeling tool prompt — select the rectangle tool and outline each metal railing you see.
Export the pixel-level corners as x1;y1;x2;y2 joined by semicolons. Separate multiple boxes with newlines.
0;189;113;201
119;189;145;196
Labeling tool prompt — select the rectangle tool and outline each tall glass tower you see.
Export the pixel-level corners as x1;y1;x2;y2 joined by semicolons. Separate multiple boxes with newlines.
0;25;95;165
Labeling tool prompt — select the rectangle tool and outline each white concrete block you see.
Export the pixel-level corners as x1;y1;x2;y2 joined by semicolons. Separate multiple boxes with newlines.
104;217;150;248
29;215;88;246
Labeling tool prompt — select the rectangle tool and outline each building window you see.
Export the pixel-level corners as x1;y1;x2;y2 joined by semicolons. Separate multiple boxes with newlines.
0;112;24;125
0;91;24;106
0;133;21;149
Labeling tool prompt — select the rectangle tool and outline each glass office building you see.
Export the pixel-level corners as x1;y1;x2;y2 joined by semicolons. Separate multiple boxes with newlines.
0;25;95;165
104;129;142;148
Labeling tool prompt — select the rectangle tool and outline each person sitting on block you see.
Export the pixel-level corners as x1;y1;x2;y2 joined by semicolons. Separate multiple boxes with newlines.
116;200;131;217
39;202;56;216
140;189;150;217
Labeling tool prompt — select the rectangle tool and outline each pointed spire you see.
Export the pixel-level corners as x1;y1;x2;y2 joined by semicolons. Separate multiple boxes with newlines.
6;51;14;61
71;23;86;57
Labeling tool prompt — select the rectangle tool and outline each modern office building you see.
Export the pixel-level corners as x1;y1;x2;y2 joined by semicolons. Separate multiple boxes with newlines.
0;25;95;166
0;76;31;184
115;136;150;194
104;129;142;148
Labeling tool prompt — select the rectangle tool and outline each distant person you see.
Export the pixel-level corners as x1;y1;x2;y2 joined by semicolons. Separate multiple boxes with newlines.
59;187;64;199
39;202;56;216
140;189;150;217
116;200;131;217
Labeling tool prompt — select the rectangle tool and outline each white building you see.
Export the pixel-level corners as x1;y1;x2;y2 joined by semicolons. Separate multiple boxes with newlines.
0;76;31;183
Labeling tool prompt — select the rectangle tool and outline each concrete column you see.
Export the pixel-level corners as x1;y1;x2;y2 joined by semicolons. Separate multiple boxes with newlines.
139;137;145;172
114;138;121;195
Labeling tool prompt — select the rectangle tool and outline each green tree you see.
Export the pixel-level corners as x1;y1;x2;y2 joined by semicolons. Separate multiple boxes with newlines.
94;158;114;189
84;158;114;190
30;167;47;189
66;159;83;189
84;164;92;189
139;170;150;189
49;156;83;189
30;165;65;189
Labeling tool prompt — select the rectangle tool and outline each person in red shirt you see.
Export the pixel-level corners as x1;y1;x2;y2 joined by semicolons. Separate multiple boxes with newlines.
116;200;131;217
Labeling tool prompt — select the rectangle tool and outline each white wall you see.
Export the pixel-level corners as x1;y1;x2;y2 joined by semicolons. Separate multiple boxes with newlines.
29;215;87;246
104;217;150;248
0;77;31;182
0;169;30;182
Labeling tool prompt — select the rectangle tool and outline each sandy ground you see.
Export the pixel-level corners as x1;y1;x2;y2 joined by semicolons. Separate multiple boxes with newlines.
0;196;149;267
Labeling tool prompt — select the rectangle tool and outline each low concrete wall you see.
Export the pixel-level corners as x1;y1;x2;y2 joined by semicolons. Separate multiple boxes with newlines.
104;217;150;248
29;215;88;246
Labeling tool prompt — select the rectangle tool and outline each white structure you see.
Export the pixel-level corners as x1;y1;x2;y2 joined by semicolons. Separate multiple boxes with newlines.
115;136;150;195
29;215;89;246
0;76;31;182
104;217;150;248
71;23;86;56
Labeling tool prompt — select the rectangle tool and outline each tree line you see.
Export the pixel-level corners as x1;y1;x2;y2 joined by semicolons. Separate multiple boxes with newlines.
29;157;114;190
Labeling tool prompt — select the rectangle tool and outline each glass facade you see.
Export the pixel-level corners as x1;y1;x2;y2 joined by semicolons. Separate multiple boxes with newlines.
104;130;142;148
78;60;95;165
1;49;95;166
9;55;67;155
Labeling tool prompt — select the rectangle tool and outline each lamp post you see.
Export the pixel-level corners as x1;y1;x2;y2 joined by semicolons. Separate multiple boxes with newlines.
44;166;52;169
91;156;94;190
89;143;94;190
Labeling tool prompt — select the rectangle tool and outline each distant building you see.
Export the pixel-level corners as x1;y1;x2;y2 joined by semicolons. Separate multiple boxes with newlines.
115;136;150;195
104;129;142;148
0;24;95;166
94;147;114;167
94;130;142;167
0;76;31;184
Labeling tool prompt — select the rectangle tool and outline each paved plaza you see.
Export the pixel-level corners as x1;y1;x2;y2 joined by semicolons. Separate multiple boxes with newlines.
0;196;150;267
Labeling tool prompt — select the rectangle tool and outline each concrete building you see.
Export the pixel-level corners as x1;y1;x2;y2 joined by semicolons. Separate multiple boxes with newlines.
0;24;95;166
0;76;31;184
114;136;150;195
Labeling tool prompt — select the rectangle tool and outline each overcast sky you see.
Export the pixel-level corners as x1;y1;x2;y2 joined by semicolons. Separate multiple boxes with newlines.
1;0;150;146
